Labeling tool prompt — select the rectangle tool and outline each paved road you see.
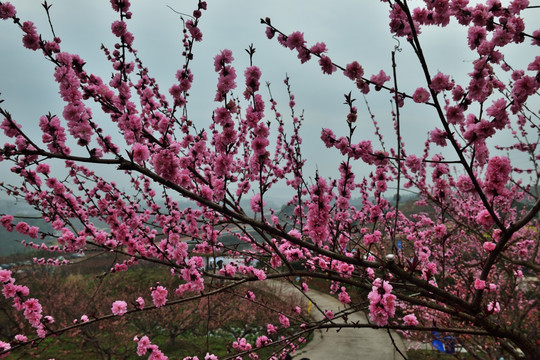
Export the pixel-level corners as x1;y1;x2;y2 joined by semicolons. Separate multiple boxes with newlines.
270;282;408;360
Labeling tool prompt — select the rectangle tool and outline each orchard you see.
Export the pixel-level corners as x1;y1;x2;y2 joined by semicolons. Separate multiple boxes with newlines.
0;0;539;359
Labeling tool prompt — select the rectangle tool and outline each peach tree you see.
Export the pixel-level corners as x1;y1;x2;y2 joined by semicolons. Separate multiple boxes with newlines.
0;0;539;359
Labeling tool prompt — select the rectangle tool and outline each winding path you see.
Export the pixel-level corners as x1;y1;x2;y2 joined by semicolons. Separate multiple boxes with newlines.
270;281;408;360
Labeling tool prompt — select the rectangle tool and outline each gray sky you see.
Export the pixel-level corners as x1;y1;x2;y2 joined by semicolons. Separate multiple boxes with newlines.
0;1;537;202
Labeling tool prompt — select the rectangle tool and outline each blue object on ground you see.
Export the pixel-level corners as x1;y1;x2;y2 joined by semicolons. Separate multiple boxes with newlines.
431;332;456;354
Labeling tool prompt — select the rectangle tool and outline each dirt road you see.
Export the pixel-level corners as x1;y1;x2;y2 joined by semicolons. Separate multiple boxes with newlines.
270;282;408;360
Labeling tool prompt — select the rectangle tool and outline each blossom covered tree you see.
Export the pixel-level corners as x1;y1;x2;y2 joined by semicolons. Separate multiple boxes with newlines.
0;0;539;359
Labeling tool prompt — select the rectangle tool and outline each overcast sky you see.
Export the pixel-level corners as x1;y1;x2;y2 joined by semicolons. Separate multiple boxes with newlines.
0;1;537;202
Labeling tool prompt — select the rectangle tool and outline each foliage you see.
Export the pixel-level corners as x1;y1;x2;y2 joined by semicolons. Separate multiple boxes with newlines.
0;257;302;359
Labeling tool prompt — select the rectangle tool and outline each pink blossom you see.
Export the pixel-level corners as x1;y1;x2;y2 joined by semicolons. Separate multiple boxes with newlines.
213;49;234;71
2;283;17;298
279;313;290;328
363;230;382;246
430;72;452;93
483;242;496;252
35;163;50;174
412;87;430;103
370;70;391;90
256;335;270;348
151;285;168;307
0;341;10;358
344;61;364;81
532;29;540;46
434;224;446;238
111;21;127;37
403;314;418;326
368;278;396;326
244;291;255;301
405;155;422;173
39;114;70;154
151;148;180;182
492;28;512;47
23;298;41;314
309;42;327;55
14;334;27;342
511;75;538;113
136;297;145;309
267;323;277;334
467;26;487;50
457;174;477;193
15;221;30;235
277;34;288;47
285;31;305;50
21;21;40;51
484;156;511;196
509;0;529;15
169;84;186;106
476;210;495;229
0;117;21;138
218;263;236;278
320;128;336;148
452;84;465;101
319;55;336;75
470;4;489;26
429;128;448;147
474;279;486;290
338;287;351;304
265;26;275;39
132;143;150;163
244;66;262;97
251;136;269;157
0;269;12;283
186;20;202;42
111;300;128;316
487;301;500;314
346;106;357;123
0;215;14;232
23;298;43;328
0;2;16;19
253;268;266;281
445;105;464;125
233;337;252;351
389;3;418;38
296;48;311;64
136;336;151;356
506;16;526;43
306;178;331;245
110;0;131;13
214;64;237;102
325;310;334;319
527;56;540;76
